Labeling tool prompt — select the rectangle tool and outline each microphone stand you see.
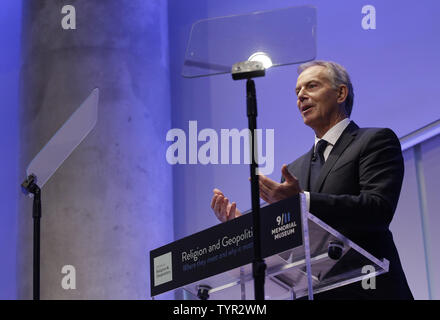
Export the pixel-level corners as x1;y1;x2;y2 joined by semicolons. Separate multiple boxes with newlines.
21;174;42;300
232;61;266;300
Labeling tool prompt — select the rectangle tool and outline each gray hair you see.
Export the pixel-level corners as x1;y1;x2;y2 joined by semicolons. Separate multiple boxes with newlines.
297;60;354;117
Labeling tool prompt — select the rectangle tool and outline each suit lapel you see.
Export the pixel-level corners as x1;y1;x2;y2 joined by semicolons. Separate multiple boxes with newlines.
312;121;359;192
300;146;314;191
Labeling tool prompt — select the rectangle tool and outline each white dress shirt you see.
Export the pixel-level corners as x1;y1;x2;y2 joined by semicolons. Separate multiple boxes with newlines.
303;118;351;210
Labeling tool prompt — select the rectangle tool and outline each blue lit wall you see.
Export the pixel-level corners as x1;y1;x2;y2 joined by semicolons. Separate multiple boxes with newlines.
0;0;21;299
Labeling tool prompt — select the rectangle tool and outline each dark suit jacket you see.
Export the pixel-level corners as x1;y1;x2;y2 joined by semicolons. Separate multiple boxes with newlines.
286;121;413;299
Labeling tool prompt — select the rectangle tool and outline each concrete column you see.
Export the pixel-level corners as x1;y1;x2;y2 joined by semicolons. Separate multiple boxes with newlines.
18;0;173;299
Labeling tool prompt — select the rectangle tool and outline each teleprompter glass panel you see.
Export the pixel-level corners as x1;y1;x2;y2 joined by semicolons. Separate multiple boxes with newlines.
26;88;99;189
182;5;316;78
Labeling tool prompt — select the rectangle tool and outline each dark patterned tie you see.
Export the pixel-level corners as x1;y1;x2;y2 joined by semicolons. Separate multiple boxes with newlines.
310;139;328;190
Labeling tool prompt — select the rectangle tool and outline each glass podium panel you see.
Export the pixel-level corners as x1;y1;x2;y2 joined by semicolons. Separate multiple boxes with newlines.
182;5;317;78
25;88;99;189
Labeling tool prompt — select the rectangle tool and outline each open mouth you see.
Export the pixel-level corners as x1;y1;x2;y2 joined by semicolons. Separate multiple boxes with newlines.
301;105;314;113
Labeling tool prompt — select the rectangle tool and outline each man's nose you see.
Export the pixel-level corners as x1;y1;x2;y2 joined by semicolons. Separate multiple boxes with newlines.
298;92;308;103
297;88;306;101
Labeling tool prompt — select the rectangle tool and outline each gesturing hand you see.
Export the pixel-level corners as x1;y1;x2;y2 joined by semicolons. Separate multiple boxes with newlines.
258;164;302;204
210;188;242;222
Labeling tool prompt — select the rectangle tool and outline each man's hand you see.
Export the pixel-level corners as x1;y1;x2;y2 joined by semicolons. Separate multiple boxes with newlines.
210;188;242;222
258;164;302;204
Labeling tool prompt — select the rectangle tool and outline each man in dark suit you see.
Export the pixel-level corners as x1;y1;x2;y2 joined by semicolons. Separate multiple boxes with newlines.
211;60;413;299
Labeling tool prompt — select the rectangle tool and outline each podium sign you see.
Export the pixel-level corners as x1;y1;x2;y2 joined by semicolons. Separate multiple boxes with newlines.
150;196;303;297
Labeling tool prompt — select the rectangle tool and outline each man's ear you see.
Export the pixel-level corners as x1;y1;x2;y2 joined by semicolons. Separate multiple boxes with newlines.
336;84;349;105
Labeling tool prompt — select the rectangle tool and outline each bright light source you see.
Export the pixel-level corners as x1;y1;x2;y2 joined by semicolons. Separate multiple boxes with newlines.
248;52;273;69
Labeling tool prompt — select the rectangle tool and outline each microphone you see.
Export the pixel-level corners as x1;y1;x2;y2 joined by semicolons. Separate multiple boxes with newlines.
311;152;317;162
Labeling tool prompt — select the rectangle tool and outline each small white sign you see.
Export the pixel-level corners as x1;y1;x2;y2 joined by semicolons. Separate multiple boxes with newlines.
154;252;173;286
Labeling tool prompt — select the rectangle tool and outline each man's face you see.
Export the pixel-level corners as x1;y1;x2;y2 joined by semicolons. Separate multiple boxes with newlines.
295;65;343;133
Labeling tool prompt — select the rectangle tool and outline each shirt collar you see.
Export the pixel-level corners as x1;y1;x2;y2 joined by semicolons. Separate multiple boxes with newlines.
314;118;351;147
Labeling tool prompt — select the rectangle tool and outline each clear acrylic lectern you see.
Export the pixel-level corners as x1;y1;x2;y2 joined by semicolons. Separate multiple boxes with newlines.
183;196;389;300
150;195;389;300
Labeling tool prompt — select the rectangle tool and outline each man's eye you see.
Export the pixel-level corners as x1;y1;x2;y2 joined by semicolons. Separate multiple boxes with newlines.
308;83;317;88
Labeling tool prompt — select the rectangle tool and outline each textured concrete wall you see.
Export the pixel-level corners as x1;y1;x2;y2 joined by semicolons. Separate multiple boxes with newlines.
18;0;172;299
